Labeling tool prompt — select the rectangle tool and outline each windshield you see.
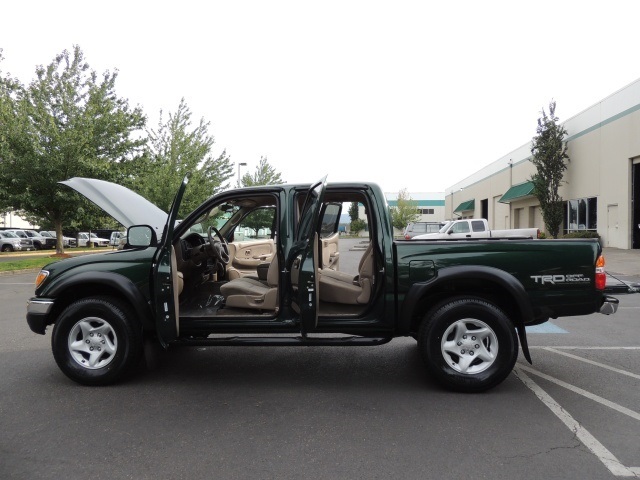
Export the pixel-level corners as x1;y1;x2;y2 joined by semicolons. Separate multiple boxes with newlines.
41;232;54;238
185;204;238;238
438;221;452;233
1;232;18;238
179;196;278;242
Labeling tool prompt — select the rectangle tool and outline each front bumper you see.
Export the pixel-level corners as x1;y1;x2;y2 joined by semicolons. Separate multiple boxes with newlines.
26;298;54;334
599;296;619;315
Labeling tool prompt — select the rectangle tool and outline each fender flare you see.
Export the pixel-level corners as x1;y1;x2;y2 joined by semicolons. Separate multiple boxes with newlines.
400;265;532;363
47;271;154;330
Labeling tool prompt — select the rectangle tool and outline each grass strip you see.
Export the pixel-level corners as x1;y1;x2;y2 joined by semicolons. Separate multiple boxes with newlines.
0;256;64;273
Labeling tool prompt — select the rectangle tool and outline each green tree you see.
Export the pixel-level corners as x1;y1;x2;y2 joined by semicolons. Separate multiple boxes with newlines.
137;98;233;217
348;202;359;222
530;101;570;238
390;188;419;231
350;218;366;236
0;45;146;253
239;157;283;235
240;156;284;187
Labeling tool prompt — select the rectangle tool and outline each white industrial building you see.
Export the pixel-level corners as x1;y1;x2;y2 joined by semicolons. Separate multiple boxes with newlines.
385;192;446;223
444;78;640;249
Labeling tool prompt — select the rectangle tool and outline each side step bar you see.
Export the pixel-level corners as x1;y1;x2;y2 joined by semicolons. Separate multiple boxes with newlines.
175;335;393;347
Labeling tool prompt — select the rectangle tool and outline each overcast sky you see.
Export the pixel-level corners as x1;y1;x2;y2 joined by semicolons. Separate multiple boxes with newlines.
1;0;639;193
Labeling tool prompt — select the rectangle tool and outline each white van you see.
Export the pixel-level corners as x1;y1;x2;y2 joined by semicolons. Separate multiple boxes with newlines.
110;231;126;247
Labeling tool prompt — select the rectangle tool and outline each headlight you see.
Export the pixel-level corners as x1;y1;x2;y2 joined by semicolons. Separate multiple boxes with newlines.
35;270;50;289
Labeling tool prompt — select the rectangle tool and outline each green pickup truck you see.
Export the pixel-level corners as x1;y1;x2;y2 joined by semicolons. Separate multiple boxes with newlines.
26;177;618;392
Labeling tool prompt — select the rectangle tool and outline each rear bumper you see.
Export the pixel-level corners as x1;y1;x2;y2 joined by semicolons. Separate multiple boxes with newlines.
599;296;619;315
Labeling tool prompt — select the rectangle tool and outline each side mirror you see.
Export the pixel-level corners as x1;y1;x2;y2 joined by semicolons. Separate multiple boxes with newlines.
447;229;453;235
127;225;157;247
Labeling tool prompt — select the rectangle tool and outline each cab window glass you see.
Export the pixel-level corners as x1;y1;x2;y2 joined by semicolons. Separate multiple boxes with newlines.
471;220;486;232
234;207;276;241
320;204;341;239
452;222;470;234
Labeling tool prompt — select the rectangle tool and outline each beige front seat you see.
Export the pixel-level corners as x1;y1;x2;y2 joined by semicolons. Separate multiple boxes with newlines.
220;256;279;310
319;242;374;304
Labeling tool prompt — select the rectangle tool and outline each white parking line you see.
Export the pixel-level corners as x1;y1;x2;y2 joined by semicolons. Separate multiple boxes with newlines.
517;363;640;422
530;346;640;350
514;367;639;477
542;347;640;380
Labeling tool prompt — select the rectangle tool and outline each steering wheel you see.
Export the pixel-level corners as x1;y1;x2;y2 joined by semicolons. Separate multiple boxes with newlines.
207;226;230;266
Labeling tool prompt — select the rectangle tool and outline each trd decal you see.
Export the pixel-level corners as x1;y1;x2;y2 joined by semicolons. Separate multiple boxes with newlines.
530;274;591;285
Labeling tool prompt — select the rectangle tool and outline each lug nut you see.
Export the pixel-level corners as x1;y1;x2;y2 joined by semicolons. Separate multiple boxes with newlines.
471;336;476;340
86;340;90;344
460;349;466;354
101;340;105;344
462;335;467;339
470;351;475;356
475;344;480;349
90;347;94;351
457;341;462;346
90;333;94;337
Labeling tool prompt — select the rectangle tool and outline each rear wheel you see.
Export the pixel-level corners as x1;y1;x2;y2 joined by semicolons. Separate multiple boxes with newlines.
418;296;518;393
51;296;142;385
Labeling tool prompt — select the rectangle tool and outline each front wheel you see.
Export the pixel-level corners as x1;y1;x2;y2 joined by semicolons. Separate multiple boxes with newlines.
418;296;518;393
1;245;13;252
51;297;142;385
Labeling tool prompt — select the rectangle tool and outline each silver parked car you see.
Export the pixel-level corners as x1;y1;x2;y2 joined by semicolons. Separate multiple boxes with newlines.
403;222;445;239
0;231;35;252
40;230;77;248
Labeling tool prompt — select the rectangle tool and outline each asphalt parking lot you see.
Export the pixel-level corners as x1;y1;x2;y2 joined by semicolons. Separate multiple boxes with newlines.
0;245;639;479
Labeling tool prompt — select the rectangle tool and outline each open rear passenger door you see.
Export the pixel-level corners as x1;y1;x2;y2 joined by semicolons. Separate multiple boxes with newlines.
289;176;327;335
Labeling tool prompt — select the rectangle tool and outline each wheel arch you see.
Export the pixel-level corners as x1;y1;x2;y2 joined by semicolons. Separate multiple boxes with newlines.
399;265;533;363
46;272;154;332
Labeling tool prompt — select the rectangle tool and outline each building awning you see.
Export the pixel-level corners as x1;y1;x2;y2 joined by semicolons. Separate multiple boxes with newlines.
453;199;475;213
499;181;535;204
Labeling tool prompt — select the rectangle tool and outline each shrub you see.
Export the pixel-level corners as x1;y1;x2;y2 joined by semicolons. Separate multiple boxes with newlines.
562;231;600;239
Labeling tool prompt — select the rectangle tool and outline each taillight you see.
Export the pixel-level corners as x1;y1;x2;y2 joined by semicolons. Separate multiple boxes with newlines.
405;235;410;240
595;255;606;290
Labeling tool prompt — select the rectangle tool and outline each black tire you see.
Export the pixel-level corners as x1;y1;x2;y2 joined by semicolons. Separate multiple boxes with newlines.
1;244;13;252
33;242;42;250
51;296;142;385
418;296;518;393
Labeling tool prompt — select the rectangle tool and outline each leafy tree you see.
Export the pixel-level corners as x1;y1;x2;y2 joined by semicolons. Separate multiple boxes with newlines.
348;202;359;222
239;157;284;236
0;45;146;253
390;188;419;231
530;101;570;238
240;156;284;187
137;98;233;217
350;218;366;236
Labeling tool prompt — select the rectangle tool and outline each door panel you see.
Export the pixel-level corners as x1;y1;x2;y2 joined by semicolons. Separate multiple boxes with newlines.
229;239;275;274
320;232;340;270
154;176;188;346
287;176;327;334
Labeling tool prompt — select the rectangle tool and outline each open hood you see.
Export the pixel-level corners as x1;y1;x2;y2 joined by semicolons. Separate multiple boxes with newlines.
60;177;168;236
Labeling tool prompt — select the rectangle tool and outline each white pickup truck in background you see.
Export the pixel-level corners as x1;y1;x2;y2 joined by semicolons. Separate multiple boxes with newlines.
412;218;539;240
